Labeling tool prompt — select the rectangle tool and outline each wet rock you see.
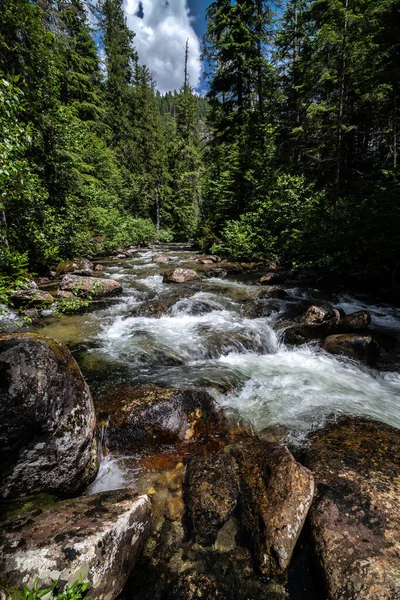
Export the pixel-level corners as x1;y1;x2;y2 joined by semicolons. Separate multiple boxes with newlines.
57;290;74;299
204;268;228;279
164;269;200;284
152;256;169;263
306;417;400;600
128;290;194;318
0;333;97;500
322;333;378;364
258;286;288;299
165;573;226;600
59;274;122;298
229;440;314;576
0;489;152;600
196;255;220;264
281;302;340;344
186;453;239;545
260;272;284;285
338;310;371;332
98;385;224;452
94;264;106;271
116;253;127;259
56;258;94;276
10;288;54;307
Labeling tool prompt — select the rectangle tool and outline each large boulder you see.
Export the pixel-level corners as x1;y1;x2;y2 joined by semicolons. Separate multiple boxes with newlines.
322;333;378;364
186;452;239;545
230;440;314;576
0;489;152;600
338;310;371;332
281;302;340;344
0;333;98;500
59;274;122;298
97;385;225;452
9;288;54;307
56;258;94;276
306;417;400;600
163;269;200;284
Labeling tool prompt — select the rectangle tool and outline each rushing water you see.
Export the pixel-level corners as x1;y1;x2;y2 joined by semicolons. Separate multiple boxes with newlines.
33;247;400;442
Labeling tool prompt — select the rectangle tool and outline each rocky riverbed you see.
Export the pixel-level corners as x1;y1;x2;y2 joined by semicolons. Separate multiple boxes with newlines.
1;244;400;599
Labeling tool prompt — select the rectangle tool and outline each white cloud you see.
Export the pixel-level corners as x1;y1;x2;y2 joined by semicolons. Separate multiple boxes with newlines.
124;0;201;93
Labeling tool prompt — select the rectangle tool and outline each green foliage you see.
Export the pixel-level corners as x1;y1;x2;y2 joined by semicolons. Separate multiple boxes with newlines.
14;576;91;600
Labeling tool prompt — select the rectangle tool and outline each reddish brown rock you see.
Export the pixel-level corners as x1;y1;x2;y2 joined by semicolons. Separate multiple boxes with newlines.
186;452;239;545
0;489;152;600
230;440;314;575
307;417;400;600
322;333;378;364
163;269;200;284
94;264;106;271
152;256;169;263
97;385;225;452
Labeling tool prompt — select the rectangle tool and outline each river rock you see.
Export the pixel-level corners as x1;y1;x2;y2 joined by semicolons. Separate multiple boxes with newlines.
307;417;400;600
56;290;74;299
98;385;224;452
338;310;371;332
128;290;194;318
0;489;152;600
322;333;378;364
94;264;106;271
164;268;200;284
186;453;239;545
260;272;284;285
9;288;54;307
56;258;94;276
282;302;340;344
204;268;228;279
258;286;288;299
152;256;169;263
59;274;122;298
165;573;226;600
0;333;98;500
229;440;314;576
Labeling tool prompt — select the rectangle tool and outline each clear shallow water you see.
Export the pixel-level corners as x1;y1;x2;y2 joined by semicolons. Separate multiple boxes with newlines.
32;248;400;439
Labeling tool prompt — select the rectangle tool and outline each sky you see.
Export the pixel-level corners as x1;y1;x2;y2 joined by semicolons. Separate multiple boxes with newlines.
124;0;209;94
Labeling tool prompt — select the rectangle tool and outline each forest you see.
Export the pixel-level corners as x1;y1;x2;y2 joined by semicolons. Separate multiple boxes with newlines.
1;0;399;284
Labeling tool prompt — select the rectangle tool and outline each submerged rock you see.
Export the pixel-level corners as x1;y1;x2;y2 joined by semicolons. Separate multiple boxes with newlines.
152;256;169;263
98;385;224;452
281;302;340;344
258;286;288;299
230;440;314;576
128;289;194;318
56;258;94;276
338;310;371;332
0;333;98;500
59;274;122;298
186;452;239;545
10;288;54;307
165;573;226;600
0;489;152;600
163;268;200;284
322;333;378;364
203;268;228;279
307;417;400;600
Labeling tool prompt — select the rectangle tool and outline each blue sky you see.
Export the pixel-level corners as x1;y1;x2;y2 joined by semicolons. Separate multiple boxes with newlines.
124;0;207;93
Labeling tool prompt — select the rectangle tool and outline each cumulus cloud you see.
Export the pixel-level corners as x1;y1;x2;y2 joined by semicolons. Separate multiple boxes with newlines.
124;0;201;93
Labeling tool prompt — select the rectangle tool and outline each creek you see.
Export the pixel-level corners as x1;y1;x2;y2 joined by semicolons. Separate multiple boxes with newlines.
28;245;400;597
